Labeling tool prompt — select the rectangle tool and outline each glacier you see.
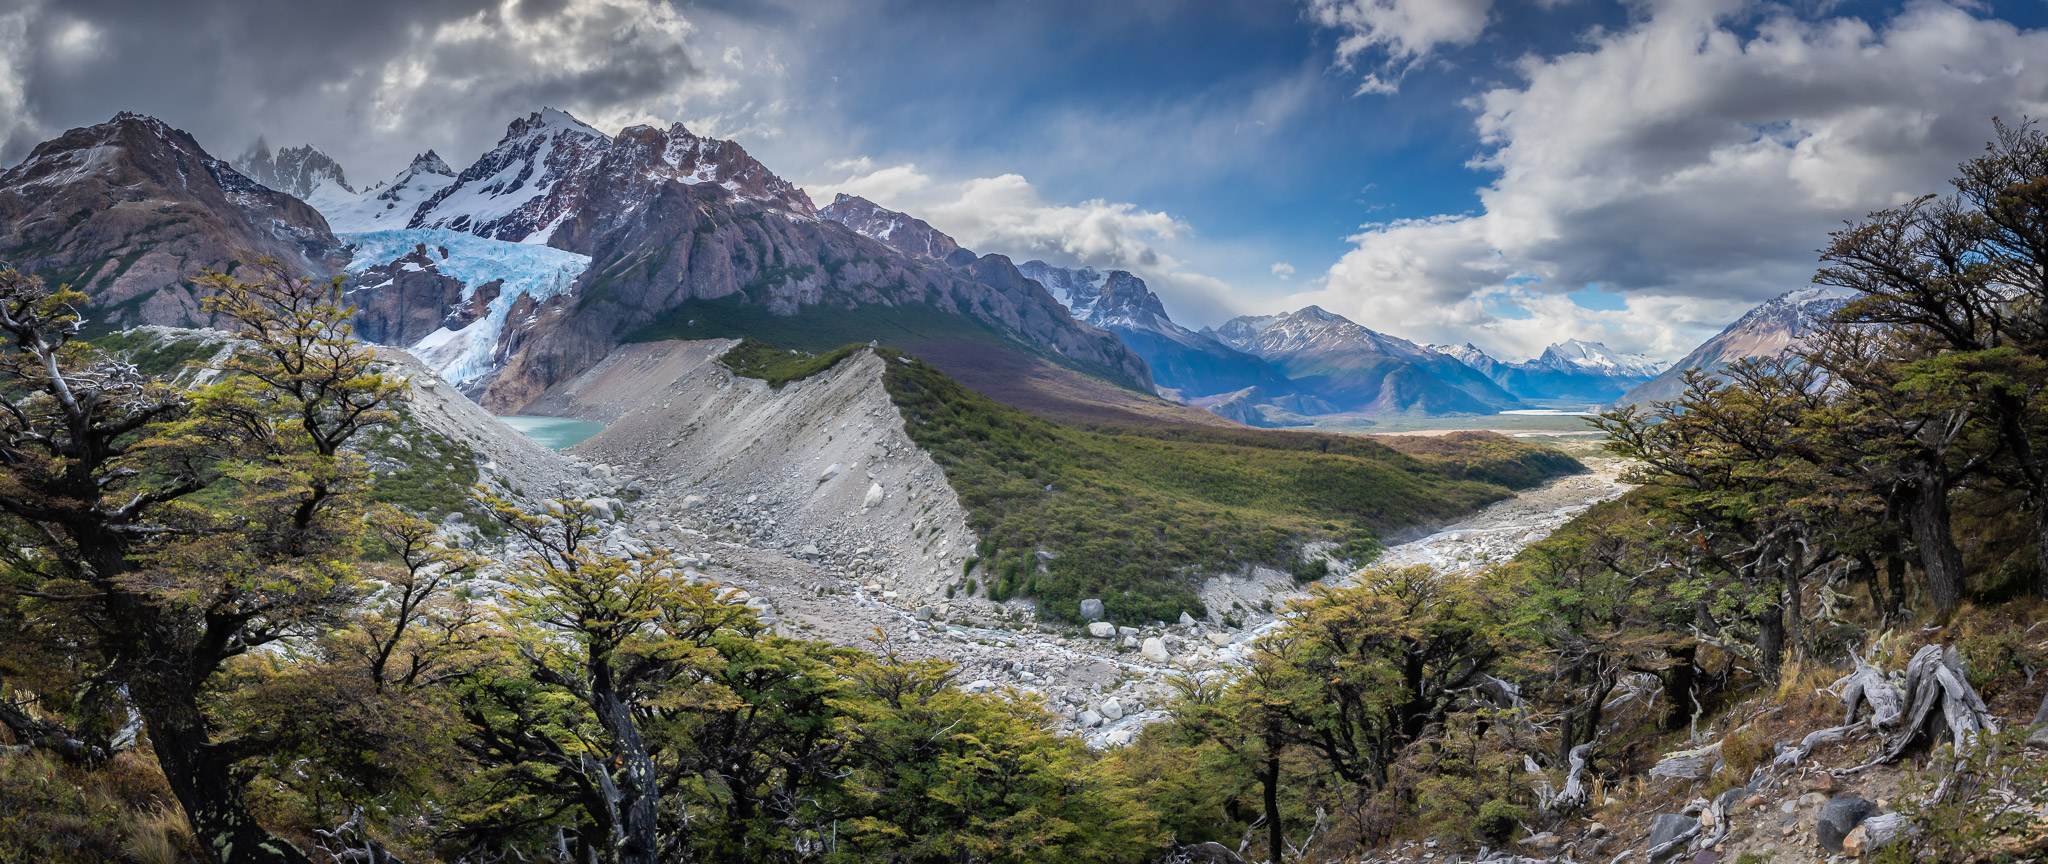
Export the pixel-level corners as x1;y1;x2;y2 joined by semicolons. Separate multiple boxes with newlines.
340;229;591;387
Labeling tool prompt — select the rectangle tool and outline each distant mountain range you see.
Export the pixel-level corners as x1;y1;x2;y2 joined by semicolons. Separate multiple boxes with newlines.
0;110;1152;416
0;109;1835;427
1427;339;1664;404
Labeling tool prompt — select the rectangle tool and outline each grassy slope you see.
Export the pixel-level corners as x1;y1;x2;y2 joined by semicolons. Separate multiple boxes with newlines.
877;349;1583;624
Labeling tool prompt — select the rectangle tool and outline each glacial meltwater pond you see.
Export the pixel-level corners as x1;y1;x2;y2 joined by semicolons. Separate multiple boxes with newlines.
496;416;606;450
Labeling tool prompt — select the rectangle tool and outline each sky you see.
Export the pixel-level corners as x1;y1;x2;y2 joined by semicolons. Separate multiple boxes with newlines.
2;0;2047;361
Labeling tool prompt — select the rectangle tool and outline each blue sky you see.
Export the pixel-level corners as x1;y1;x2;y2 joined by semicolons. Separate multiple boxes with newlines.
5;0;2048;359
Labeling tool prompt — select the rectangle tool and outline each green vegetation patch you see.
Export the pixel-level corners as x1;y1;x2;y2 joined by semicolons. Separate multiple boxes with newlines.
718;337;866;388
880;349;1582;624
626;294;1011;354
85;328;225;380
624;293;1149;392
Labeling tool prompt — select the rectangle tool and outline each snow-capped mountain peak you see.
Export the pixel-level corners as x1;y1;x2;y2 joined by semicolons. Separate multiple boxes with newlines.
316;150;459;234
1531;339;1666;378
407;108;613;242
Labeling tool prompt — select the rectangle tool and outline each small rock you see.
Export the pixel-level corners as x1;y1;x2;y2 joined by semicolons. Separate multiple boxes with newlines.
1842;824;1872;857
1080;598;1106;621
1121;635;1138;649
1088;622;1116;638
1587;823;1609;839
1100;698;1125;721
819;463;841;482
1520;833;1564;855
962;679;996;694
1179;611;1197;627
862;482;884;509
914;606;933;621
1077;710;1102;728
1799;792;1828;807
1104;728;1135;746
1206;632;1234;647
1744;795;1769;810
1141;636;1170;663
1806;774;1837;794
1816;797;1875;853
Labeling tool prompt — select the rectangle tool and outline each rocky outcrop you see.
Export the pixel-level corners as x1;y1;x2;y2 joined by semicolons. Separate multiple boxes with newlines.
0;113;348;327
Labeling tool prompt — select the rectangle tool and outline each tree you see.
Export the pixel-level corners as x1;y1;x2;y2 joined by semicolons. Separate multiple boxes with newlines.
1599;362;1860;674
1814;119;2048;602
0;259;400;864
478;490;755;864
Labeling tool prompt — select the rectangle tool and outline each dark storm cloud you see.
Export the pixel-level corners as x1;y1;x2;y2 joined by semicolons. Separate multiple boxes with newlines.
0;0;706;183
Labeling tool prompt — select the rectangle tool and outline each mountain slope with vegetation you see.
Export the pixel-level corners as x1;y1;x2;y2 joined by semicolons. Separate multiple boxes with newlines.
882;350;1579;623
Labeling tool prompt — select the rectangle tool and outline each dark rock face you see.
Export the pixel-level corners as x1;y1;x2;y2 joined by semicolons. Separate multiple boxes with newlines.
0;113;348;327
1816;797;1876;852
1646;813;1696;856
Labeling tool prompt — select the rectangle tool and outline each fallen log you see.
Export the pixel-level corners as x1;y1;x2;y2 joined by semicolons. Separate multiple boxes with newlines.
1773;720;1865;769
1649;741;1721;781
1841;811;1913;857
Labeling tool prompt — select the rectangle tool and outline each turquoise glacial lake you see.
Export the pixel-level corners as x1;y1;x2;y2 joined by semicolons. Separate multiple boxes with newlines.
496;416;606;450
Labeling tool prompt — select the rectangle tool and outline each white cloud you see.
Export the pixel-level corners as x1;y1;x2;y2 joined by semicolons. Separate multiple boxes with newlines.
1271;262;1295;279
1308;0;1493;93
811;162;1244;324
1299;0;2048;361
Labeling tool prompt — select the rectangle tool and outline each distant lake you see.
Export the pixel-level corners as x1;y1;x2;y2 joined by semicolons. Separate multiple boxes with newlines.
497;416;606;450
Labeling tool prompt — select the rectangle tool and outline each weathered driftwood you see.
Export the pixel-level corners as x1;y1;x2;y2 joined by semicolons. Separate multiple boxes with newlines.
1841;811;1913;857
1524;755;1557;811
1554;742;1595;811
1773;720;1865;769
1649;740;1721;781
1858;645;2000;769
1837;658;1904;730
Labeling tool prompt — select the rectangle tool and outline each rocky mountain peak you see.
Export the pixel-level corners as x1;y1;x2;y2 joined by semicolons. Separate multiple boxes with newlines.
233;137;354;211
407;150;455;176
605;122;816;215
0;112;346;327
820;194;961;261
407;108;613;242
